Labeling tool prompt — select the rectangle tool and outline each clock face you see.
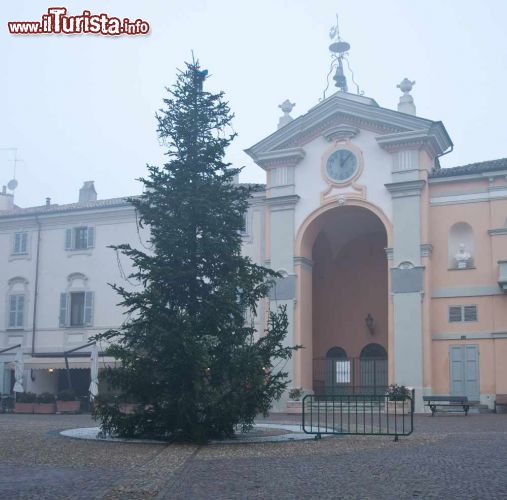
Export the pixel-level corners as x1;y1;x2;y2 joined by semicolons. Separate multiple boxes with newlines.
325;149;358;182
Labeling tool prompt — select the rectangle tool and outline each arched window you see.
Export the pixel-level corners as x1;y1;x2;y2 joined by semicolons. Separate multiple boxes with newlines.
448;222;474;269
360;343;387;359
326;346;348;359
59;274;94;328
7;277;29;330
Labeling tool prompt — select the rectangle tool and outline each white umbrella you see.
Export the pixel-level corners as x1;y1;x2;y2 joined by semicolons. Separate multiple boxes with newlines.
89;344;99;401
13;347;24;393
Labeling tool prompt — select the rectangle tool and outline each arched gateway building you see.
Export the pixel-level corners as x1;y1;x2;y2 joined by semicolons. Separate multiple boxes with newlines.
245;85;507;412
1;60;507;415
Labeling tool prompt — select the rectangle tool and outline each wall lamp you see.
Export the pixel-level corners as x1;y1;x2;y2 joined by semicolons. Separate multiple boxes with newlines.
365;313;375;334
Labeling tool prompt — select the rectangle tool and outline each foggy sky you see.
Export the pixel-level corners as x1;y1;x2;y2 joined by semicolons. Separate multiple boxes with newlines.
1;0;507;208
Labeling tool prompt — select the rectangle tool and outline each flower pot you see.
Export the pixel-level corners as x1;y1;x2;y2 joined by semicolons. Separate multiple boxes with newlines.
385;400;412;414
56;400;81;413
119;403;139;414
34;403;56;414
15;402;34;414
286;401;303;414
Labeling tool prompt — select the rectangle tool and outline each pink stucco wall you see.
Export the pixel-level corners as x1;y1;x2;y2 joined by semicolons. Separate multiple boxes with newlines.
312;230;388;360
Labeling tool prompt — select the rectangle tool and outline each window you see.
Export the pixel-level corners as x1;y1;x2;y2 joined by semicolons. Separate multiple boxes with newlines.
65;227;95;251
12;232;28;255
59;291;94;327
8;294;25;329
449;305;478;323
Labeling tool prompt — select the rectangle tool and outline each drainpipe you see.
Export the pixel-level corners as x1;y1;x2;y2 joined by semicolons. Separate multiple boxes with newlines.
31;216;41;356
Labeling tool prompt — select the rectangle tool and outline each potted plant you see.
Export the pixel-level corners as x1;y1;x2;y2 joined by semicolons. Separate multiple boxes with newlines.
15;392;36;413
287;387;304;414
56;389;81;414
34;392;56;414
385;385;412;414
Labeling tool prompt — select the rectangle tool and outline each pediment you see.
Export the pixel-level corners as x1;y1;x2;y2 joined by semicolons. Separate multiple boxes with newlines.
245;91;452;168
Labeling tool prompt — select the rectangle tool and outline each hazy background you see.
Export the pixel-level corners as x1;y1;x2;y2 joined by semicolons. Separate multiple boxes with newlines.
1;0;506;207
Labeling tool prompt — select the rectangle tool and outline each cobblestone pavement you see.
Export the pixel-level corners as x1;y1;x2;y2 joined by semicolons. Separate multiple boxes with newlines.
0;413;506;499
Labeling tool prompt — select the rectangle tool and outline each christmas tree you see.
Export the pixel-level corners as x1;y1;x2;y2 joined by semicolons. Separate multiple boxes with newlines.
93;61;297;442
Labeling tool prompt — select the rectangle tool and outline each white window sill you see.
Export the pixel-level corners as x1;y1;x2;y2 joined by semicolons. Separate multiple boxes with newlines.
9;254;31;262
66;249;93;257
6;327;25;331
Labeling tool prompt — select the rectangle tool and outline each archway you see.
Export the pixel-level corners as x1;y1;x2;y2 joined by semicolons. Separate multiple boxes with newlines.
359;343;388;395
294;202;391;395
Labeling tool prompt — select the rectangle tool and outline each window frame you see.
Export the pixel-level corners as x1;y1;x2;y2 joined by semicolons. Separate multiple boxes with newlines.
448;305;478;323
8;293;25;329
12;231;28;256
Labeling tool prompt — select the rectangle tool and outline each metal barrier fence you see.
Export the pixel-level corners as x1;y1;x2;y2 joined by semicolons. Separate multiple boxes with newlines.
302;391;414;441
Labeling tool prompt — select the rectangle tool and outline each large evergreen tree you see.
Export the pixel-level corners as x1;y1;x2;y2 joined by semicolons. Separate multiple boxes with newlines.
93;61;297;442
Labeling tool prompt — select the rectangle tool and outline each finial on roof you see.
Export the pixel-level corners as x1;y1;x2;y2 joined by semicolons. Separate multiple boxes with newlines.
397;78;416;115
278;100;295;129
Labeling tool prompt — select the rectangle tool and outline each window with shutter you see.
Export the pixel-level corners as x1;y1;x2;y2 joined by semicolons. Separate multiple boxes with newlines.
84;292;94;326
74;228;88;250
59;293;68;327
464;305;478;322
13;232;28;254
65;227;95;250
449;306;463;323
8;294;25;328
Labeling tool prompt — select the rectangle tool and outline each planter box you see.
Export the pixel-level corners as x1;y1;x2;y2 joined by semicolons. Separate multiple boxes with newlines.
286;401;303;414
56;400;81;413
385;400;412;414
34;403;56;414
118;403;140;414
15;402;34;414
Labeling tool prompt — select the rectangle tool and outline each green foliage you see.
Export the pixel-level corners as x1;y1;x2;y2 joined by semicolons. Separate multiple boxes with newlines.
387;384;410;401
17;392;36;403
57;389;77;401
36;392;56;404
93;60;298;442
288;388;304;401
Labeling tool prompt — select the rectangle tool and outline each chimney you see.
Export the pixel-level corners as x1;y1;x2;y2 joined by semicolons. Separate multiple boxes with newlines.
46;197;51;207
397;78;416;115
79;181;97;203
0;185;14;212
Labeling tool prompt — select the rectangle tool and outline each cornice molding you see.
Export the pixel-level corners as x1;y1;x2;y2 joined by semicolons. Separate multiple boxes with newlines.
245;93;451;163
264;194;300;210
322;124;360;142
376;127;451;157
293;256;313;270
385;179;426;198
252;148;306;170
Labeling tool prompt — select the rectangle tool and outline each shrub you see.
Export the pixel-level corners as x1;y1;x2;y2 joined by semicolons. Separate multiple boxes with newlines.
57;389;77;401
387;384;410;401
17;392;36;403
37;392;56;404
288;388;303;401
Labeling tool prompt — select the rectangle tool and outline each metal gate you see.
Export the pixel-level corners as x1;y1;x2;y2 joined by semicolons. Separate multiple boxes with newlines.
313;357;388;396
302;392;414;441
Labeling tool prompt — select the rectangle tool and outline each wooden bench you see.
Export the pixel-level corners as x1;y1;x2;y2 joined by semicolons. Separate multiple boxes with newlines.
423;395;472;416
494;394;507;413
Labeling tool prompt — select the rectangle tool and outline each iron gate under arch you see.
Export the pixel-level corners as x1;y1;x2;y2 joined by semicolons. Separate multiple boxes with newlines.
313;356;388;396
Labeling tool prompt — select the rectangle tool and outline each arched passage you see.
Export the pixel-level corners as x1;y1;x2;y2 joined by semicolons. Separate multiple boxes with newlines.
294;202;391;395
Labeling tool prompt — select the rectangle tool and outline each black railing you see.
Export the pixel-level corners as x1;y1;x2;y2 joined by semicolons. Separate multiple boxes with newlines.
313;357;388;396
302;391;414;441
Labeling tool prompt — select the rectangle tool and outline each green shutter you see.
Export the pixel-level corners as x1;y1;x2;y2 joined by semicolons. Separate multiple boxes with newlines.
65;229;73;250
59;293;68;327
84;292;94;326
87;227;95;249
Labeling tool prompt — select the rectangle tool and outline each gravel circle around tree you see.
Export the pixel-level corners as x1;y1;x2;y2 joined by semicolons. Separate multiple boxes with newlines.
60;423;336;444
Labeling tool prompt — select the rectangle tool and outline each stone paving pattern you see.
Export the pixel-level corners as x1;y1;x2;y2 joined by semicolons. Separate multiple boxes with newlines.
0;413;506;499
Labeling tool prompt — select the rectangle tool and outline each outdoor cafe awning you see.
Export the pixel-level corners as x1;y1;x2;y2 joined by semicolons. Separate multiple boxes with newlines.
6;357;119;370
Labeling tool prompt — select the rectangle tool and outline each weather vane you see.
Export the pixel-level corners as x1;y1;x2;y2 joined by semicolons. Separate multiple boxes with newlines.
323;14;363;99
